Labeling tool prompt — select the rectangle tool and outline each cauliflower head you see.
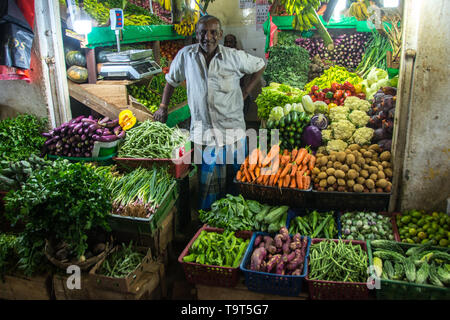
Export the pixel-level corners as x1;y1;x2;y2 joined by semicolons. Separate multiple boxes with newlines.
352;127;375;145
329;106;350;122
321;129;333;142
344;96;371;113
326;139;348;153
331;120;355;141
349;110;370;127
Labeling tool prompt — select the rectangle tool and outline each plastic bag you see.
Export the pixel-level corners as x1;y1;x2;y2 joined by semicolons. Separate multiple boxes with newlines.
0;0;34;69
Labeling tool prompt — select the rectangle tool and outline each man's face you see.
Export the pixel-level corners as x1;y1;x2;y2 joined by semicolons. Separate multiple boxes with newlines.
224;35;237;49
196;19;223;55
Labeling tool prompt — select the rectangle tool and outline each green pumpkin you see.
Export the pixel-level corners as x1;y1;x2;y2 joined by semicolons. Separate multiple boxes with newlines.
65;50;86;67
67;66;88;83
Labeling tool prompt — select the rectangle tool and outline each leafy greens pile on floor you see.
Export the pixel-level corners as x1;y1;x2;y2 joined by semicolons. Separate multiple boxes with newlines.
4;160;112;276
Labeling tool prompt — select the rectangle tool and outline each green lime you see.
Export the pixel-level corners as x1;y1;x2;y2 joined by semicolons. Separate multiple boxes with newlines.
401;216;411;224
418;232;427;240
441;239;449;246
413;236;420;243
409;228;417;236
412;217;418;224
412;211;422;218
421;239;429;245
417;218;425;226
432;212;440;218
406;238;415;244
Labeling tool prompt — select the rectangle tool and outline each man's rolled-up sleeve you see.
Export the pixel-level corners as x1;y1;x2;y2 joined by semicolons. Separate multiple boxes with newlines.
165;49;186;87
236;50;266;75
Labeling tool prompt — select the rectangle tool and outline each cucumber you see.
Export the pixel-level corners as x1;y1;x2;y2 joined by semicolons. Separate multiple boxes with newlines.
263;206;289;224
383;260;395;280
255;205;272;223
429;265;444;287
393;262;405;280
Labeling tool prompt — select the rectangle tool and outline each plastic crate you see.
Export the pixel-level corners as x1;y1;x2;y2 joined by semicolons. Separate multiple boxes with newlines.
306;238;372;300
107;181;178;236
234;178;312;208
367;241;450;300
338;211;399;242
286;208;342;239
309;190;391;211
178;225;253;288
239;232;311;297
114;149;192;179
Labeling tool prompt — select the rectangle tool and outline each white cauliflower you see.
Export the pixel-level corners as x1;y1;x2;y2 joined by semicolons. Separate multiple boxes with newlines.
344;96;371;113
326;139;348;153
349;110;370;128
329;106;350;122
321;129;333;142
352;127;375;145
331;120;355;141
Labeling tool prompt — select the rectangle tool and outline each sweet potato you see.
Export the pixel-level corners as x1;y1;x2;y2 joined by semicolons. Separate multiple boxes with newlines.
282;251;296;263
274;234;283;248
282;237;291;254
279;227;289;241
276;261;286;275
266;254;282;273
292;269;302;276
254;235;263;248
250;247;267;271
286;249;302;270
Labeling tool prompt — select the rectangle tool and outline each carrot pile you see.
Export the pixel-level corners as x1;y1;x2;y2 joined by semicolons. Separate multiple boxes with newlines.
235;145;315;190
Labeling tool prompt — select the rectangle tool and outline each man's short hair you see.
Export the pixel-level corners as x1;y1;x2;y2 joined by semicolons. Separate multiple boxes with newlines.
196;14;222;31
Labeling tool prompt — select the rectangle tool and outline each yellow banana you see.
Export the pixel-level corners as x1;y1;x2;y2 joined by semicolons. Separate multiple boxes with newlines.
360;2;369;18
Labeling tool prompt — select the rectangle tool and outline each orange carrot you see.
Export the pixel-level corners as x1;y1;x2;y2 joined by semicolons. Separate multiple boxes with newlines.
283;149;289;156
241;175;246;183
249;169;256;182
290;163;298;177
280;163;292;178
289;176;296;188
295;148;308;165
255;166;261;178
258;149;265;167
256;174;264;184
236;170;242;181
303;175;311;190
278;175;284;188
273;168;282;185
283;175;291;188
243;166;251;182
302;153;311;166
263;172;271;185
249;148;259;171
291;148;298;162
296;171;303;189
262;144;280;167
309;154;316;171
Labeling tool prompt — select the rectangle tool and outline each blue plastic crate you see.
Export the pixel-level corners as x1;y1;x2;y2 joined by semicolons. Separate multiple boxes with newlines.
239;232;311;297
286;209;342;239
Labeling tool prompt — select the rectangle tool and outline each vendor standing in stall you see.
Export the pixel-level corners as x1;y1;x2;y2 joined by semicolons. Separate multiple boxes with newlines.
154;15;265;210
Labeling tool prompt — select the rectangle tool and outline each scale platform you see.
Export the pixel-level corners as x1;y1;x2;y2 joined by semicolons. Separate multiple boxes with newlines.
98;58;162;80
104;49;153;62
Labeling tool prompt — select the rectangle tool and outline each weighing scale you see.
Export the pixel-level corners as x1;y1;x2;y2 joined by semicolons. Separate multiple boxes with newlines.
98;8;162;80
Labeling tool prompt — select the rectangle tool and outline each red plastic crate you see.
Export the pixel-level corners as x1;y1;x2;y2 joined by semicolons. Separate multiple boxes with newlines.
306;238;373;300
177;225;252;288
114;149;192;179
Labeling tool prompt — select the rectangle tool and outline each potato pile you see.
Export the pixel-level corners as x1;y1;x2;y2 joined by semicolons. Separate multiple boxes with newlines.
311;144;393;193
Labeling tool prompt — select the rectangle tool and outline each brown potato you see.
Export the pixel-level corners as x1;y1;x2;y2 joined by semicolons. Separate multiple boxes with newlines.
327;176;336;185
319;179;328;188
328;187;335;192
333;161;342;170
340;164;349;172
369;144;381;152
384;168;393;178
380;151;391;162
363;151;373;158
347;169;359;180
337;178;346;186
378;165;384;172
365;179;375;190
327;161;334;168
381;161;391;168
376;179;388;188
317;172;328;180
334;170;346;179
326;168;336;176
360;169;369;179
312;167;321;175
346;154;356;166
368;166;379;174
369;173;378;181
337;186;347;192
351;164;361;172
376;188;384;193
370;161;380;167
356;156;366;167
356;177;366;185
336;152;346;163
347;179;355;188
329;154;337;162
318;156;328;166
348;144;361;151
377;171;386;180
353;184;364;192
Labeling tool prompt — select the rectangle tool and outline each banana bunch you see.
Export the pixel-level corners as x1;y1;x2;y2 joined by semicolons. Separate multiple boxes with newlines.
83;0;110;25
279;0;322;32
159;0;171;11
174;19;195;36
349;0;370;21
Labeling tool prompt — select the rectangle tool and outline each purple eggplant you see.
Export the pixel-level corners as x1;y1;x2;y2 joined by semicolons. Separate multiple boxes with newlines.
116;130;126;139
113;126;122;136
98;117;110;125
104;119;119;128
96;134;118;142
81;118;98;125
45;136;60;145
42;132;53;138
88;123;100;133
102;128;112;135
95;129;103;135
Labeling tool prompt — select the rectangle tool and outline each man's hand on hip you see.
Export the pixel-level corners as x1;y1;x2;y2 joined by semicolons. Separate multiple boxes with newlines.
153;104;168;123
